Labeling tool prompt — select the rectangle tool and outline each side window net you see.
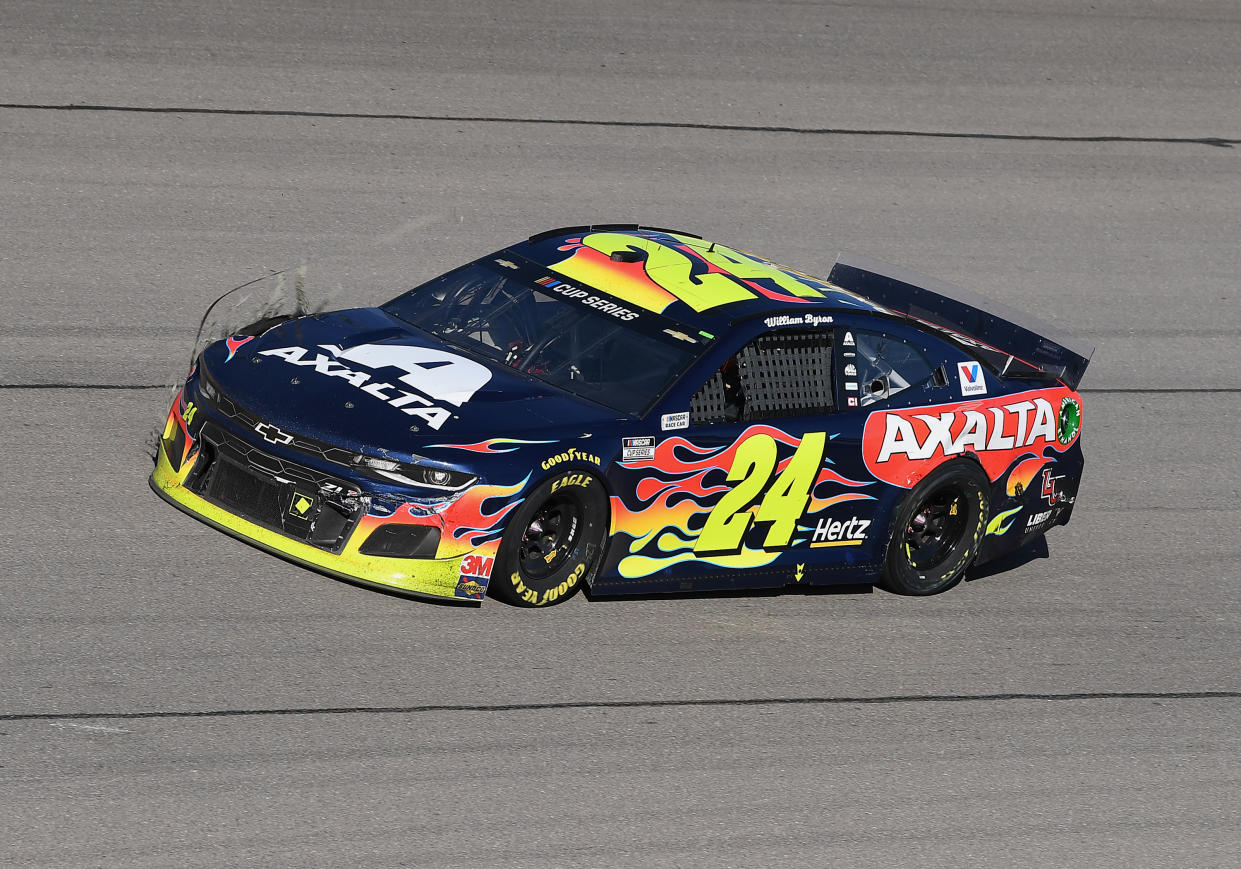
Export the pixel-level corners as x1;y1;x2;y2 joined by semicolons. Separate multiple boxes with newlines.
689;368;732;425
691;330;833;425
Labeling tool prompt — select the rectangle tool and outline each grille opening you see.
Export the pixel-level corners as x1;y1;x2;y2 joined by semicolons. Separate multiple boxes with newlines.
310;503;351;547
211;462;285;526
189;426;363;553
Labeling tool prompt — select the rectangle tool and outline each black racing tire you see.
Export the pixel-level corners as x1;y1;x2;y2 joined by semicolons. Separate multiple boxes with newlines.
489;470;609;607
880;460;990;596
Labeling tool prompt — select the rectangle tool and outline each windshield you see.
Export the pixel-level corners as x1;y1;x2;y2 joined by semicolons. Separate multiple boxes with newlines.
382;261;698;414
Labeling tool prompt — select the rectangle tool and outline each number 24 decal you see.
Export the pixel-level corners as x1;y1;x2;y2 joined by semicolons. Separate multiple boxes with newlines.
694;432;825;555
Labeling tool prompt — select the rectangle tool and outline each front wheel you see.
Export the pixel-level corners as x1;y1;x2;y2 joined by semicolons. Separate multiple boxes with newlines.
881;461;990;596
489;470;608;607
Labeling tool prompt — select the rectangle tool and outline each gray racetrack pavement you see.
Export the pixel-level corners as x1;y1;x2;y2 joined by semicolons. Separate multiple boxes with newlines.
2;2;1239;866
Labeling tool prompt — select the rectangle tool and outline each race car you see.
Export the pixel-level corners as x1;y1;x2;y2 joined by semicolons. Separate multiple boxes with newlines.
151;225;1091;607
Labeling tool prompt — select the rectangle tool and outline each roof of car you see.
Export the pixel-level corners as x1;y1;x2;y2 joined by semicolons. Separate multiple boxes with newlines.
506;226;885;334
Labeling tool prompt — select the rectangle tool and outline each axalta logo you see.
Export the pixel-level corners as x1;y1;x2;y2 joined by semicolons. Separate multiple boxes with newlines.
874;396;1058;462
862;388;1082;487
258;343;492;430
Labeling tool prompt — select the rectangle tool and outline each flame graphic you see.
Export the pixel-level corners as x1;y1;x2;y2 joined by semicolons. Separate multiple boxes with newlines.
428;438;556;454
349;475;530;560
441;473;530;552
610;427;874;579
550;233;827;314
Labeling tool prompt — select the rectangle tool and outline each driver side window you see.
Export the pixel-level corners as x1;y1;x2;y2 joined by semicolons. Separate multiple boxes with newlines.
690;329;833;425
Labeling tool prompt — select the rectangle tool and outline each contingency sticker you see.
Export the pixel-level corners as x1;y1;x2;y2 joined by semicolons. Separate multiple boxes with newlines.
661;411;690;431
621;436;656;461
957;360;987;397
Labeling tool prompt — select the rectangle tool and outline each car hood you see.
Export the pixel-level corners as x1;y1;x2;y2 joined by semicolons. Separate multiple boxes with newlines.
201;308;619;459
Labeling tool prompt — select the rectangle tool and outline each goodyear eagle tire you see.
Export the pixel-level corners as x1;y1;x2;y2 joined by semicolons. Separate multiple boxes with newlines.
880;461;990;596
490;470;608;607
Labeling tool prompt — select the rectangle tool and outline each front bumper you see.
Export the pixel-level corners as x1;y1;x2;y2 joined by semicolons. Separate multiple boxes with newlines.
150;393;502;604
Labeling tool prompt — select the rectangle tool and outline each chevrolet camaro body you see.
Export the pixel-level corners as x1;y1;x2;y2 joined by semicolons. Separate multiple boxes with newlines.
151;226;1091;606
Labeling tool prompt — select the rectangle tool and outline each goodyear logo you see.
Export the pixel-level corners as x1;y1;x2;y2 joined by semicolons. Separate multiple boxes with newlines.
540;448;600;470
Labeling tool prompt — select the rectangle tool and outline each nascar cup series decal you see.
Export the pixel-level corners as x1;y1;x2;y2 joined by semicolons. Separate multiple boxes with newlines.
258;343;492;429
862;387;1082;487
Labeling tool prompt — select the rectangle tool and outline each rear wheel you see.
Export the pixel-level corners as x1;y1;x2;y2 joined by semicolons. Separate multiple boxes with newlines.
489;470;608;607
881;461;989;596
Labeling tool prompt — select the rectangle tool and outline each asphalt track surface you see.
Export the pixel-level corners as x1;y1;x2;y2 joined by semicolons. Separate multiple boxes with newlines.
2;2;1239;866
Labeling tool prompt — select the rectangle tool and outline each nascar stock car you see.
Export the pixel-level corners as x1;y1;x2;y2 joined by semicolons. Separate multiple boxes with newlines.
151;225;1091;607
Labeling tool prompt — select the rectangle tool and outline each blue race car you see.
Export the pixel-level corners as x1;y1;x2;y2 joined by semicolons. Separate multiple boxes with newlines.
152;226;1091;606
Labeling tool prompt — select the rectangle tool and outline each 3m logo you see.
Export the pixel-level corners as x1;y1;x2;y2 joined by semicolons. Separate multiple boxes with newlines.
460;553;494;580
957;361;987;396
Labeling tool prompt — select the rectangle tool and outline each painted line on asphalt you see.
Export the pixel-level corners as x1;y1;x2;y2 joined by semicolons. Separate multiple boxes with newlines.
6;690;1239;723
2;102;1236;148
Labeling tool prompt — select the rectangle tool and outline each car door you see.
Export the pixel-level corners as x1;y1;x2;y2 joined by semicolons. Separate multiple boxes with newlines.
601;323;880;593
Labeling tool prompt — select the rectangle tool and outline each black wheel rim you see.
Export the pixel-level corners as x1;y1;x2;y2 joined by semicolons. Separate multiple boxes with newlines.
517;495;581;581
904;487;969;571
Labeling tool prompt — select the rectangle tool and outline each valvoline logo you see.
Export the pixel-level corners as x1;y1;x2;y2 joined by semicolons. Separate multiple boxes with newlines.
957;360;987;396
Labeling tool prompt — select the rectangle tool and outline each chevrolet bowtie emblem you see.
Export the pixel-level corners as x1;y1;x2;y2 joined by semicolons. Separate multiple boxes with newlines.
254;422;294;445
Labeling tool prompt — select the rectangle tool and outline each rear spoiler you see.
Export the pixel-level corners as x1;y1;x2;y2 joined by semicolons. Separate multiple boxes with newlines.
828;252;1094;390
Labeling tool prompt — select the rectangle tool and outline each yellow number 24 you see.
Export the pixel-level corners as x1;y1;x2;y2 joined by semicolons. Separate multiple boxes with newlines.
694;432;826;555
